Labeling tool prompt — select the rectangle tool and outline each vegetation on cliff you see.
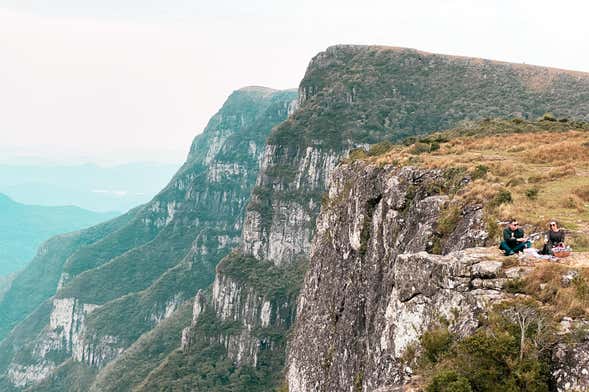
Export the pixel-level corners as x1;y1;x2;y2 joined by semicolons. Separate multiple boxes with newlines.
219;49;589;392
270;45;589;150
421;299;554;392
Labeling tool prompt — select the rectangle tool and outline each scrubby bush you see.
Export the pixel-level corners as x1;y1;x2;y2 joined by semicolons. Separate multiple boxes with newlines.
525;187;539;200
424;300;553;392
504;279;526;294
427;370;472;392
346;148;368;161
507;176;526;187
573;185;589;202
527;174;546;183
471;164;489;180
573;275;589;301
368;140;394;156
411;142;433;155
564;195;585;212
492;190;512;206
421;326;453;364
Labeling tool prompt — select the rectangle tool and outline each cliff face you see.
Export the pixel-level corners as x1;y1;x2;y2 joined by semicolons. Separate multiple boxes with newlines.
286;162;505;391
177;44;589;391
0;87;296;390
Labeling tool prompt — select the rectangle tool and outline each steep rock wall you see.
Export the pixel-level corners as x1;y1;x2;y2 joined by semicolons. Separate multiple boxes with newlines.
286;162;504;391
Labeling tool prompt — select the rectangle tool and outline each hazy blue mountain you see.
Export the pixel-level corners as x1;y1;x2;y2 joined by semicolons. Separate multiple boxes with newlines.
0;194;118;275
0;162;180;213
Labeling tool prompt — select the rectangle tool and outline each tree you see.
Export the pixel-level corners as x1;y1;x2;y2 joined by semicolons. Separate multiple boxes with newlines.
500;300;550;362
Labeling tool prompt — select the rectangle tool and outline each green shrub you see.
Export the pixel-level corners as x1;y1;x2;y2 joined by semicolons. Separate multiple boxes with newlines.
491;190;512;206
424;302;553;392
427;370;472;392
368;140;394;156
486;215;501;243
347;148;368;161
504;279;526;294
525;187;539;200
471;164;489;180
421;326;453;364
573;276;589;301
542;112;557;122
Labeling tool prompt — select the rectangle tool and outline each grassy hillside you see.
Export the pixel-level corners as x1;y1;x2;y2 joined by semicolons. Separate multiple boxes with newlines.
87;302;192;392
270;45;589;150
322;118;589;391
359;117;589;247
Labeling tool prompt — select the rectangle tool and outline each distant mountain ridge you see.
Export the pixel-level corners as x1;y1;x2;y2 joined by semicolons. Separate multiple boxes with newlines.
0;193;118;276
0;162;180;213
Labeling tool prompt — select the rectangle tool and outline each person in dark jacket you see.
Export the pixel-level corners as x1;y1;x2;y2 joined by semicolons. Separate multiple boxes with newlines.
499;219;531;255
540;221;565;255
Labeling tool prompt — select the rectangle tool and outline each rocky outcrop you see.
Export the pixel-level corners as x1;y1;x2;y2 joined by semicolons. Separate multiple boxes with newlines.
180;254;299;371
553;340;589;391
286;161;504;391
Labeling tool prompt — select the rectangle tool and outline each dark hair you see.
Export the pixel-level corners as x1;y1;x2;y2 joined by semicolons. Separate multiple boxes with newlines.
509;218;518;224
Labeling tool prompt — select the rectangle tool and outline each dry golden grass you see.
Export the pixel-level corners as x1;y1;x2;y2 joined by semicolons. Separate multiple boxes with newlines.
370;129;589;240
527;140;589;164
574;185;589;202
518;262;589;320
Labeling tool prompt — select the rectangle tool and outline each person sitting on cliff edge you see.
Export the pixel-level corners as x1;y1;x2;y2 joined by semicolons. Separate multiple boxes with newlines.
499;219;531;256
540;220;566;255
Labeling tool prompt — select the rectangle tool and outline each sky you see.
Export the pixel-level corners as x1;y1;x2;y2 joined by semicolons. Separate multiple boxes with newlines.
1;0;588;165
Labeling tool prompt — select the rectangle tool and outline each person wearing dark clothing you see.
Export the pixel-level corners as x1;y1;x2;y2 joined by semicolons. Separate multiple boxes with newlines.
540;221;565;255
499;219;531;255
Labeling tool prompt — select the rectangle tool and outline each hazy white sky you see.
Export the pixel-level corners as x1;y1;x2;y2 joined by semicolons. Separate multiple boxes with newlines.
1;0;588;164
